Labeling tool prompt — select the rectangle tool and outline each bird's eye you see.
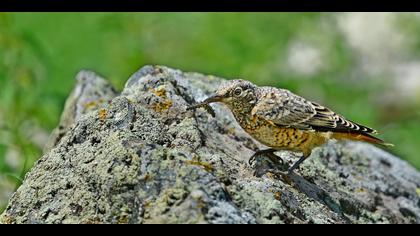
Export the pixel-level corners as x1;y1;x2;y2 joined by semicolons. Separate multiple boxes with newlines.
233;87;243;97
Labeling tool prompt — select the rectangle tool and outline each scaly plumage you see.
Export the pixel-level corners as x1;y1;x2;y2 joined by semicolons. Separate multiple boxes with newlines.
189;79;391;174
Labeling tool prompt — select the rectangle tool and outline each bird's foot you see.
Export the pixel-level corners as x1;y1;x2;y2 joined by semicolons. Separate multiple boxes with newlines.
250;149;287;177
251;150;309;178
248;148;284;166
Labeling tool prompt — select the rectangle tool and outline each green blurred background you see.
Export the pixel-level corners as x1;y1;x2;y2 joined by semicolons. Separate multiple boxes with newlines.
1;13;419;210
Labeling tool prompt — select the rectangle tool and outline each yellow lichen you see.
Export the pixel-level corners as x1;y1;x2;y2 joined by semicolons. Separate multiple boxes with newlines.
355;188;365;193
98;108;107;122
265;172;276;179
117;214;129;224
0;214;13;224
83;218;101;224
150;86;173;112
143;200;152;209
227;127;236;135
416;188;420;197
162;188;188;206
83;99;104;110
152;86;167;97
274;191;282;201
142;173;152;182
151;99;172;112
184;160;214;172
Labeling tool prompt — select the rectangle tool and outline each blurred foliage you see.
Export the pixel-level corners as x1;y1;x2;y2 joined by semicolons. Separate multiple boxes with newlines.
0;13;419;210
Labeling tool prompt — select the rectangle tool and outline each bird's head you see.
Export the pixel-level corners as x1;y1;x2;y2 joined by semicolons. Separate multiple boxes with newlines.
201;79;259;110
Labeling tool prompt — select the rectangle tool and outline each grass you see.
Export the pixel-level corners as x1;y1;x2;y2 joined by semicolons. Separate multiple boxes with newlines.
1;12;419;210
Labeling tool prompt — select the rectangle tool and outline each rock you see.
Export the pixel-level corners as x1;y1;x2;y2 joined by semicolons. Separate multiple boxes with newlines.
1;65;419;224
43;70;118;153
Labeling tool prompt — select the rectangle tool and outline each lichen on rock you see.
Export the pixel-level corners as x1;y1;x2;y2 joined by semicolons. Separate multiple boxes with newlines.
1;65;419;224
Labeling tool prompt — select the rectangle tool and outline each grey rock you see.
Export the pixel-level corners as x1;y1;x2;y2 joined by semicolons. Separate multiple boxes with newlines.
43;70;118;153
1;65;420;224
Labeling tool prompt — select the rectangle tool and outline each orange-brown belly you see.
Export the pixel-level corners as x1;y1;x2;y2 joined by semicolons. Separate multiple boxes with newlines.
245;124;329;153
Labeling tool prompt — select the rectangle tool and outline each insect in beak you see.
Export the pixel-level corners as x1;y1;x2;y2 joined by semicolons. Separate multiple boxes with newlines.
187;94;224;117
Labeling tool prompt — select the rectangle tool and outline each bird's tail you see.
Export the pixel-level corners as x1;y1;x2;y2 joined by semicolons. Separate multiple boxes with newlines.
333;132;394;147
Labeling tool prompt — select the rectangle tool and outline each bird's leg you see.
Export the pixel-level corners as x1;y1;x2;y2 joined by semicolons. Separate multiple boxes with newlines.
265;151;311;177
248;148;283;166
286;151;311;174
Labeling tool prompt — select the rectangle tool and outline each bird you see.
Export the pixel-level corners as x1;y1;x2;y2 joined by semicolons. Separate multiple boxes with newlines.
188;79;392;175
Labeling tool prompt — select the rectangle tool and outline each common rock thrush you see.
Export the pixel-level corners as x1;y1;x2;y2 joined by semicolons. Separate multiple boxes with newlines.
189;79;391;175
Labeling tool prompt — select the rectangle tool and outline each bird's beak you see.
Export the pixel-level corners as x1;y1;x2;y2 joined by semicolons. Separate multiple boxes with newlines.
202;94;224;104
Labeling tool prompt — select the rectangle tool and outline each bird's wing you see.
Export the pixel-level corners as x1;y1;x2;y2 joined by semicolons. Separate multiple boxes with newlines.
252;87;378;135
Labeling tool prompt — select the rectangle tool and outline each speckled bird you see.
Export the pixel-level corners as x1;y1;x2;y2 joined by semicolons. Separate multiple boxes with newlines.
189;79;392;175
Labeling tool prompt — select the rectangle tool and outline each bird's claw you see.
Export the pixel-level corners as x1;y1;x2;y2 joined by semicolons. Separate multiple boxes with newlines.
248;153;258;166
248;149;284;166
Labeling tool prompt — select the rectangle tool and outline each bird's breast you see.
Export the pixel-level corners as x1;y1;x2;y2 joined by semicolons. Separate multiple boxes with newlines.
231;110;329;152
240;118;327;151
